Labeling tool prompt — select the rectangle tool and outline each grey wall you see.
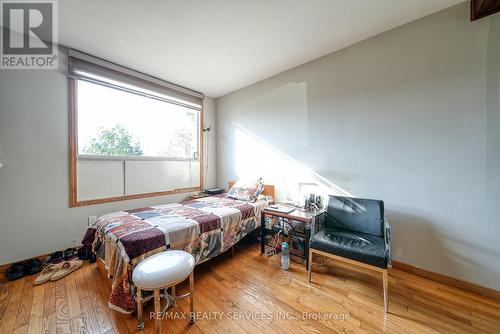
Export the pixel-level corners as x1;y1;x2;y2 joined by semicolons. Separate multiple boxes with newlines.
216;3;500;290
0;49;217;265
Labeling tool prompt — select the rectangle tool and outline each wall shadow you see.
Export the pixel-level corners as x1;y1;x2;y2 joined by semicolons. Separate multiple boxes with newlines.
386;208;447;272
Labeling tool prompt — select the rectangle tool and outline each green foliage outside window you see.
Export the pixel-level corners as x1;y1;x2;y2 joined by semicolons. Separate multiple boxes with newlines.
83;124;143;156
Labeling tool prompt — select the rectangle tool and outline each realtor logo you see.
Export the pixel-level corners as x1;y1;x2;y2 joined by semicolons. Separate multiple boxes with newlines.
1;0;58;69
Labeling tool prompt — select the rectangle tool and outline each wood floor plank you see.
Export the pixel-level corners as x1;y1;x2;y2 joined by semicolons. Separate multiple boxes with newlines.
27;284;44;334
42;280;56;317
69;314;87;334
74;266;89;301
79;296;101;334
12;324;28;334
66;273;81;320
82;266;113;333
199;273;277;333
224;252;364;332
0;280;13;328
206;270;332;334
1;243;499;334
0;278;25;333
41;313;56;334
14;275;35;331
197;290;248;333
89;262;133;334
55;277;71;334
193;282;249;334
185;293;233;334
40;280;56;334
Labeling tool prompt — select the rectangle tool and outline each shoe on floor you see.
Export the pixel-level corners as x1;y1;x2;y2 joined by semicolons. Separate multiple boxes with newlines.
78;247;91;260
49;260;83;282
63;248;78;261
44;251;63;265
24;258;42;275
33;263;63;285
6;262;26;281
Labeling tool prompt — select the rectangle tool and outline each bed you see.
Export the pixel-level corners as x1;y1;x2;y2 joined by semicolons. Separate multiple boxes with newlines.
81;183;274;314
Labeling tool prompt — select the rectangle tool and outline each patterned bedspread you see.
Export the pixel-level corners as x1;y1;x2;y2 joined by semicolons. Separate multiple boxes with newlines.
81;195;267;314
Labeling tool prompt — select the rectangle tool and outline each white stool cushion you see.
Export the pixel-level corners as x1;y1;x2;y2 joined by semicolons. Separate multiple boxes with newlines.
132;250;195;290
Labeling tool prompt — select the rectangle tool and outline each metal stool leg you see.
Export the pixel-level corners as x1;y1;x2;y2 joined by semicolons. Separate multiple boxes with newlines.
171;285;176;307
189;271;195;324
308;250;313;283
136;287;144;331
154;289;161;334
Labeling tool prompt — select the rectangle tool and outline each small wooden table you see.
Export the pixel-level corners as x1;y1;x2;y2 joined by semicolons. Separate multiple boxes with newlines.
260;207;325;270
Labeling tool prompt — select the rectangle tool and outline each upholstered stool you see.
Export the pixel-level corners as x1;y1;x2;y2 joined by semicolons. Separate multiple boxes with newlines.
132;250;196;333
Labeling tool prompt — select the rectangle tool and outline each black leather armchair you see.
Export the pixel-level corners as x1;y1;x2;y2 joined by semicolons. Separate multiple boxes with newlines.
308;195;391;312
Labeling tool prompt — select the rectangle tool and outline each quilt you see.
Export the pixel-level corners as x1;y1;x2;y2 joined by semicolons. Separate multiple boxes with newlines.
81;195;267;313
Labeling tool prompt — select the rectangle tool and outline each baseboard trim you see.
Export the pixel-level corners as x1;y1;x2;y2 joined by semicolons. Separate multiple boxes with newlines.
0;253;50;282
0;248;82;282
391;260;500;301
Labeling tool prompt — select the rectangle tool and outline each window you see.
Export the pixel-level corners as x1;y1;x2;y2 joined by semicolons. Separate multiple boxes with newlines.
68;49;204;206
77;80;199;159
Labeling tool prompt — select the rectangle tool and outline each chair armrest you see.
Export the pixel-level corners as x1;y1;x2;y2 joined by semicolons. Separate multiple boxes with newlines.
384;217;392;267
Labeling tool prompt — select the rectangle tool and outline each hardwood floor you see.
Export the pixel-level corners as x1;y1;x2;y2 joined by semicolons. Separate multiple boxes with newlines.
0;243;499;334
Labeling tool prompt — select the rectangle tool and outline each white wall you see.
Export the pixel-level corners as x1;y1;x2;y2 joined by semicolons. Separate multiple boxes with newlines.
0;49;216;265
216;3;500;290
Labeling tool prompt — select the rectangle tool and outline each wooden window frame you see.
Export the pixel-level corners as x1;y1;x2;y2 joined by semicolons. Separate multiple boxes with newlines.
68;78;204;207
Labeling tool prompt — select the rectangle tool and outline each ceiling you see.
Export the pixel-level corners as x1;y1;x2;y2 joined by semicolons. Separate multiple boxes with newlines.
59;0;464;98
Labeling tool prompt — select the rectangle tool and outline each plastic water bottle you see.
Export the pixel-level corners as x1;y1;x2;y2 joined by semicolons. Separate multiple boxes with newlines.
281;242;290;270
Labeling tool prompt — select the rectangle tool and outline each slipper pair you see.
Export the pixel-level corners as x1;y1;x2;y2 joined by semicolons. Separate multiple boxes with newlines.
34;260;82;285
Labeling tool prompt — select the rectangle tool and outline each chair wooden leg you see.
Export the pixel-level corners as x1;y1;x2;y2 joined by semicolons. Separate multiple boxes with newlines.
308;249;314;283
136;288;144;331
189;271;195;324
382;270;389;313
154;289;161;334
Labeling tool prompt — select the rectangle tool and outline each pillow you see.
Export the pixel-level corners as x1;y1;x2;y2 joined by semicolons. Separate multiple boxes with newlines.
227;177;264;202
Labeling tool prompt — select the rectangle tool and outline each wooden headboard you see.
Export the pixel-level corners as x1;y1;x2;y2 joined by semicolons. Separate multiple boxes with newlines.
228;181;275;199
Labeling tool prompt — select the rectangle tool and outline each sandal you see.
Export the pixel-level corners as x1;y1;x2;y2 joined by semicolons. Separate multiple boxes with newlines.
34;264;62;285
49;260;83;281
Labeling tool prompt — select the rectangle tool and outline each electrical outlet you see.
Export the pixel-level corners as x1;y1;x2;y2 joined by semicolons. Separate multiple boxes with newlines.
88;216;97;226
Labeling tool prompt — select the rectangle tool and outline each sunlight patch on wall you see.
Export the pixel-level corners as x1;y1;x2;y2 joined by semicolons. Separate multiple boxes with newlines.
234;124;351;202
